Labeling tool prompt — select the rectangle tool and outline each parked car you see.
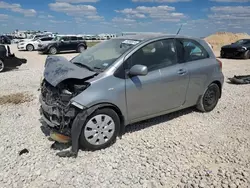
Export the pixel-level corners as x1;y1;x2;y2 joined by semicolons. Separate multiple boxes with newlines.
17;36;54;51
18;34;52;44
39;34;224;157
0;45;27;72
37;35;87;54
220;39;250;59
0;35;11;44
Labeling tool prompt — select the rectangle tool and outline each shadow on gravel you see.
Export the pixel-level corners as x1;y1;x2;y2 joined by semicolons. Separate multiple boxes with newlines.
125;107;195;134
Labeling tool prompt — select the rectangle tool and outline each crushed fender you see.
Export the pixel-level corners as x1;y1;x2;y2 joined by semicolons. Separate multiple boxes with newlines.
228;75;250;84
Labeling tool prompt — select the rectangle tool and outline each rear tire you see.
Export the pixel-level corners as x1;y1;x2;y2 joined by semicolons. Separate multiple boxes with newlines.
196;83;221;112
49;47;57;55
0;60;5;73
243;50;250;59
26;44;34;51
79;108;120;151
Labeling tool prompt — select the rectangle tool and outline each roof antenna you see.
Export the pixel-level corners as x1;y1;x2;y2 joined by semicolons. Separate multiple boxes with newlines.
176;24;183;35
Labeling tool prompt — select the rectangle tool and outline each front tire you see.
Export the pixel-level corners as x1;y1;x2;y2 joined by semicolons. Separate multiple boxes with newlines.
196;83;221;112
79;108;120;150
0;60;5;73
243;50;250;59
77;45;86;53
49;47;57;55
26;44;34;51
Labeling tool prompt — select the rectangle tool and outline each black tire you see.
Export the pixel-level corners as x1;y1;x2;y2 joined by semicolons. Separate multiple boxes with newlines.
79;108;120;150
243;50;250;59
26;44;34;51
0;59;5;73
77;45;86;53
49;47;57;55
196;83;221;112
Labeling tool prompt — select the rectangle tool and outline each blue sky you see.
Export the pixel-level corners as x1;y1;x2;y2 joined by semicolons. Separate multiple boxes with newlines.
0;0;250;37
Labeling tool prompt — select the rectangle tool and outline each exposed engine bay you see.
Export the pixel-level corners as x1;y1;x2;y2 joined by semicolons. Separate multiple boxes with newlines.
39;78;90;137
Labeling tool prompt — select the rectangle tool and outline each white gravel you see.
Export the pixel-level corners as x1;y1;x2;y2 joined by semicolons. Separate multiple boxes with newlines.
0;45;250;188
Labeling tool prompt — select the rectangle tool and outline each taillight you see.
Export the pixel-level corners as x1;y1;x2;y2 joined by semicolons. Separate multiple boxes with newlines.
216;58;222;70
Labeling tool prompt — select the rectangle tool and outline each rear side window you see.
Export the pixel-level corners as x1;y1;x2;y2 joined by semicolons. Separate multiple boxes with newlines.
70;36;78;41
176;39;209;63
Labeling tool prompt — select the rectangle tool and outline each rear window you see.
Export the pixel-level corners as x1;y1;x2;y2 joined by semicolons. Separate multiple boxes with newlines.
77;37;84;40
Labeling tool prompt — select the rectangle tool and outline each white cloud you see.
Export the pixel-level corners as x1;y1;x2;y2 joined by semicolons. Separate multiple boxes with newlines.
116;6;186;22
49;2;103;20
210;0;250;2
132;0;191;2
49;20;70;23
0;14;8;21
56;0;99;3
112;17;137;23
39;14;55;19
0;1;36;17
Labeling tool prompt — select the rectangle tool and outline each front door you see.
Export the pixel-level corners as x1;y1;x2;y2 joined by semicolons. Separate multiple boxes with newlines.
58;36;71;51
125;38;189;121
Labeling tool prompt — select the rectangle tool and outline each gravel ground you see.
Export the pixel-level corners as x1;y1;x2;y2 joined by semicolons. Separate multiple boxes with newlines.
0;45;250;188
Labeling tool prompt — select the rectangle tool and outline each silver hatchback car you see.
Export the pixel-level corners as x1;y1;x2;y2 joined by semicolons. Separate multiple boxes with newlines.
40;34;224;157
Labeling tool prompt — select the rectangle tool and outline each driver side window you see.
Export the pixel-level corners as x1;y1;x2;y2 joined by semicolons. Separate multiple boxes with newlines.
127;39;177;72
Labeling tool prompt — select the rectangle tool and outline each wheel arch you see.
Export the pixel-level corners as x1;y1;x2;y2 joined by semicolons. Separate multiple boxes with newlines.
211;80;222;98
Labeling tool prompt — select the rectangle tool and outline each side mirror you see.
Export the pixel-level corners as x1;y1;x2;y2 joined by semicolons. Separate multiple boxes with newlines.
128;64;148;76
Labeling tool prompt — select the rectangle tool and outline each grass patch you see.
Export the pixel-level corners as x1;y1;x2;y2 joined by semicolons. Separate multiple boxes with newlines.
0;92;34;105
87;41;100;47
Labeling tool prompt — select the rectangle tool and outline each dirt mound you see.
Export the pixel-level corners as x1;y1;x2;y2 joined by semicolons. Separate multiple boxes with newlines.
205;32;250;50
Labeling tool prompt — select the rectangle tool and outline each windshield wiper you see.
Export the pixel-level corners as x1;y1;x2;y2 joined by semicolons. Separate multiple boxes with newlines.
72;62;95;72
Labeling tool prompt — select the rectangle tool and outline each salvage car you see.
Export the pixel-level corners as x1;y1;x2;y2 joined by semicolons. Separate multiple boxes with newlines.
37;35;87;55
39;34;224;157
220;39;250;59
17;36;54;51
0;45;27;72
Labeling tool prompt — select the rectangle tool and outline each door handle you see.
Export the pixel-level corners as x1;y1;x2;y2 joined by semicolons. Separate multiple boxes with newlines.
177;69;187;75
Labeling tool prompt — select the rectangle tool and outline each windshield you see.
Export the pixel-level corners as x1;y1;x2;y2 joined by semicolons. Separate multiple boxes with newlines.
70;38;141;72
52;36;61;41
234;39;249;45
28;35;34;39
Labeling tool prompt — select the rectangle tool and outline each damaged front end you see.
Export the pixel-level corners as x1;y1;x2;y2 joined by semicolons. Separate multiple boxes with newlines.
39;78;90;142
39;55;97;146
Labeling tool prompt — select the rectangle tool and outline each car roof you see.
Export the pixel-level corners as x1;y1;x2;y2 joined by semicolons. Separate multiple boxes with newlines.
115;34;199;41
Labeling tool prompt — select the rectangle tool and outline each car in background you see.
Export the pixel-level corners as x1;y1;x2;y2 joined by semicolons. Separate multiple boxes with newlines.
17;36;54;51
220;39;250;59
37;35;87;55
0;35;11;44
39;34;224;155
18;34;52;44
0;45;27;72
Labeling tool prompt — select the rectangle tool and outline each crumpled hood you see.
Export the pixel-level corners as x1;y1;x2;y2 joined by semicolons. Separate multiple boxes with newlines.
43;55;96;87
